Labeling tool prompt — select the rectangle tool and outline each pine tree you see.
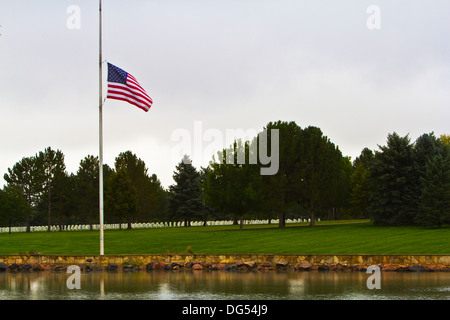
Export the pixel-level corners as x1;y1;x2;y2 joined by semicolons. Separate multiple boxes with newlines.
416;154;450;228
368;133;416;225
168;155;205;226
410;133;442;217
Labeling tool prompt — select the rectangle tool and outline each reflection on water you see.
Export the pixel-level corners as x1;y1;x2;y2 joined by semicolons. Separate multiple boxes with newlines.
0;270;449;300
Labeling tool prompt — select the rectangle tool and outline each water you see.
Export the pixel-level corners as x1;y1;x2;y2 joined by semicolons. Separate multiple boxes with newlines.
0;270;449;300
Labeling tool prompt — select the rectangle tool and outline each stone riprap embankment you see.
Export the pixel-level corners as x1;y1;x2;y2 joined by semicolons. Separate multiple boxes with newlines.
0;254;449;272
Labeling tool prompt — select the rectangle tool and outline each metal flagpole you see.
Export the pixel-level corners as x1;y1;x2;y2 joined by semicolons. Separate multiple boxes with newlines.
99;0;104;256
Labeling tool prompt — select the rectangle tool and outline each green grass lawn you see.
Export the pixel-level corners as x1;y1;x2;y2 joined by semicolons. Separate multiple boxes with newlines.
0;220;449;255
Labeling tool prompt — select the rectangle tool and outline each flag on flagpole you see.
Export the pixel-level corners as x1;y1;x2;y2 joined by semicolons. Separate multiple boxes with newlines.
107;63;153;112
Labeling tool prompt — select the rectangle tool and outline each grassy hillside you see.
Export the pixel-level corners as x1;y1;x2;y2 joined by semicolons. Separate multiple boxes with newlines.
0;220;449;255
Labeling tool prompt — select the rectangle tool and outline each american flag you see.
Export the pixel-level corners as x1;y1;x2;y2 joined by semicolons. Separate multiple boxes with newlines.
107;63;153;112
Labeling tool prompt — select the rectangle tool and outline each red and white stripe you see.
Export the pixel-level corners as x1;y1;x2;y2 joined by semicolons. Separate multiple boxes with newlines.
107;74;153;112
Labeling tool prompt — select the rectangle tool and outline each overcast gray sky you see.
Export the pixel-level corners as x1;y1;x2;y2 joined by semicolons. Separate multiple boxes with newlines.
1;0;449;188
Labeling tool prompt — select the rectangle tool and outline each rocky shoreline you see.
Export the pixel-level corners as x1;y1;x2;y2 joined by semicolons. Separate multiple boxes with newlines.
1;260;449;273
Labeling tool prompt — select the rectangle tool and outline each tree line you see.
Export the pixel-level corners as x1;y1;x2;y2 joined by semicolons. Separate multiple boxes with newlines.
168;121;450;229
1;120;449;232
0;149;167;232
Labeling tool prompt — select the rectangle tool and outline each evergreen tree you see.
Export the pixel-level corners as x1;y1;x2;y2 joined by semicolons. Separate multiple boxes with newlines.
169;155;205;226
368;133;416;225
410;133;443;219
416;154;450;228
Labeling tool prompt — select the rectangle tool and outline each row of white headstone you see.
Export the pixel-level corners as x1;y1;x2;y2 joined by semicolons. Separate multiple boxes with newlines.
0;218;319;233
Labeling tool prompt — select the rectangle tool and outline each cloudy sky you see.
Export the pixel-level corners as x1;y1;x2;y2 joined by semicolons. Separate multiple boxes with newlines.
1;0;449;188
